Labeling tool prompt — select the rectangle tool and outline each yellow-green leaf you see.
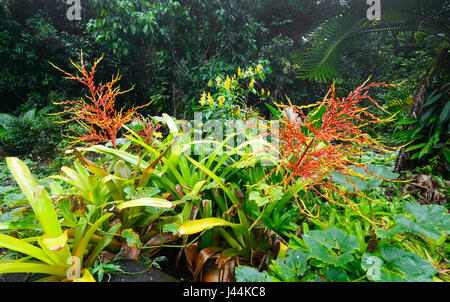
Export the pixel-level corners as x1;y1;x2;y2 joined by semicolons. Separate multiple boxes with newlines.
73;269;96;282
0;263;67;277
178;218;242;236
41;230;69;252
0;233;54;265
117;198;174;210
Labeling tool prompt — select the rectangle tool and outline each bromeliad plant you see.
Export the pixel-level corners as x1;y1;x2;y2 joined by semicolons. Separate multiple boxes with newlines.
50;53;150;148
75;113;283;280
0;154;174;281
269;80;400;223
0;157;105;281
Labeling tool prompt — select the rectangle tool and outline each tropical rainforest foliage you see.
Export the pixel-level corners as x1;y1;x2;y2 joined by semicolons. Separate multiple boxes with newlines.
0;0;448;283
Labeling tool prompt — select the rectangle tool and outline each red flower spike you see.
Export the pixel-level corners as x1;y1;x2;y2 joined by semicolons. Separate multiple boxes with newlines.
50;53;150;148
275;80;400;225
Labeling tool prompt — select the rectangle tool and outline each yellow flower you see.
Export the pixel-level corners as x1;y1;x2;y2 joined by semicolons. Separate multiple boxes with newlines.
256;64;262;72
200;91;206;106
154;132;163;139
248;66;252;74
261;88;265;95
208;92;214;106
249;79;254;89
224;75;230;90
216;76;221;85
238;67;241;77
236;109;241;116
267;90;270;96
218;96;225;106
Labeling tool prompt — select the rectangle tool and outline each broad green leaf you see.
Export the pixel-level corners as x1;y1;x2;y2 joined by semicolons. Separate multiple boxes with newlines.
378;202;450;240
235;266;272;282
362;247;436;282
304;227;360;266
400;202;449;239
249;185;283;207
122;228;142;249
269;248;308;281
324;267;350;282
381;247;436;282
405;143;428;153
361;253;385;281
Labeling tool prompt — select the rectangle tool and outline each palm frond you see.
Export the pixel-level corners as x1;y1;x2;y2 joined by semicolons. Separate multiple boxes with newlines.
298;0;449;82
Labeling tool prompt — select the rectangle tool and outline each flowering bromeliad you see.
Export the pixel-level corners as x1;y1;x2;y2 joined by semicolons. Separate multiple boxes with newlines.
274;80;399;223
50;54;149;148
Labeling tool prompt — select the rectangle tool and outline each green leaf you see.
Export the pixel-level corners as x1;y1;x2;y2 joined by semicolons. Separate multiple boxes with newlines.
249;185;283;207
178;218;244;236
423;92;442;108
74;213;113;264
438;101;450;126
381;247;436;281
361;253;385;281
396;118;419;125
325;267;350;282
362;247;436;282
122;228;142;249
265;103;280;118
330;164;398;192
235;266;272;282
405;143;427;153
84;223;121;268
398;202;450;239
0;263;67;277
269;248;308;281
303;227;360;266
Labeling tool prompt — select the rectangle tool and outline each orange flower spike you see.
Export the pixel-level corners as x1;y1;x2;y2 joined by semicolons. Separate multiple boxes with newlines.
276;80;398;220
51;53;149;148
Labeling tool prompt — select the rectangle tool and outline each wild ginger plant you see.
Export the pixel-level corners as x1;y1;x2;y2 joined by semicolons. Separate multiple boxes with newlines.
50;54;149;148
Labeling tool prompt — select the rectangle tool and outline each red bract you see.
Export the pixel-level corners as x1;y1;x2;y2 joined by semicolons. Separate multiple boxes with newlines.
50;54;149;148
130;114;162;150
276;80;398;223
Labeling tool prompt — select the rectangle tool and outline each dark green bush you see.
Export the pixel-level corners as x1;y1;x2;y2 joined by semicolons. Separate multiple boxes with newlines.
0;107;62;158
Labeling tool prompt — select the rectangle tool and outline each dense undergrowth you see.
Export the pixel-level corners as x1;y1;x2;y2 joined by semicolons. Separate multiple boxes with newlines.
0;55;448;283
